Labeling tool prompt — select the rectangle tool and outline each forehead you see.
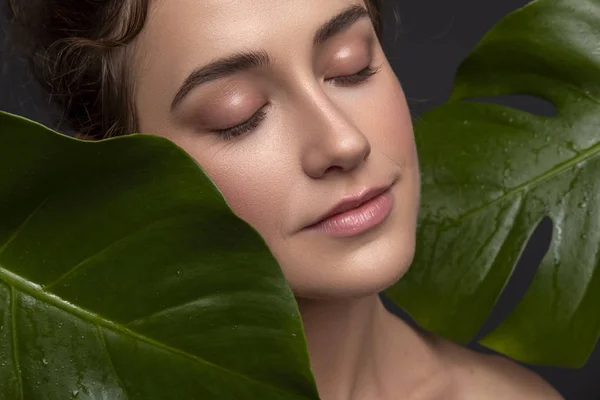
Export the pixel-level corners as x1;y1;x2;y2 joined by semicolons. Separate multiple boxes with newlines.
139;0;367;58
134;0;369;123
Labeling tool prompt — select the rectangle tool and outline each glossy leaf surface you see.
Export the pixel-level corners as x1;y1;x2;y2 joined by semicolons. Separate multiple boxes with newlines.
385;0;600;367
0;112;319;399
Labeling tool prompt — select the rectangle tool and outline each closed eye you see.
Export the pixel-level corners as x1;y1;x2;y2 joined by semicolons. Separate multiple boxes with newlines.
212;64;381;141
213;105;268;141
327;63;381;86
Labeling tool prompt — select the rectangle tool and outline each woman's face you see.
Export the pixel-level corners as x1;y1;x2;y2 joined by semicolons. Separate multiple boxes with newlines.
134;0;420;299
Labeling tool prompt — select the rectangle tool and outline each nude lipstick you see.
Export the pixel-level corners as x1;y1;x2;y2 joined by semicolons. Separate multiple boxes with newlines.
306;185;394;237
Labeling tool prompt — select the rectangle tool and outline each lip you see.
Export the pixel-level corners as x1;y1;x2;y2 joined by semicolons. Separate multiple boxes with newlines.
304;182;395;237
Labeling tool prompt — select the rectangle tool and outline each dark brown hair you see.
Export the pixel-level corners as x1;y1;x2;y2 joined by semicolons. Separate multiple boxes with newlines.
8;0;382;140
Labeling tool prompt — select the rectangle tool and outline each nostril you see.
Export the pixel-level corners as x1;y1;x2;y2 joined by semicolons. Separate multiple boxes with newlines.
324;165;345;175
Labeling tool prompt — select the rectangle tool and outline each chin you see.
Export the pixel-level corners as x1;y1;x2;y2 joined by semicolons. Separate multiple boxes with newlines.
283;225;417;301
272;174;420;301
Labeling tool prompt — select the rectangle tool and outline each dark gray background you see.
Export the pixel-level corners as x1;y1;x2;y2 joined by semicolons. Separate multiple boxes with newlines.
1;1;599;399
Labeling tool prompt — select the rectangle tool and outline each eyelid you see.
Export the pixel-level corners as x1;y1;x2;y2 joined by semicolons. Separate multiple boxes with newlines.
327;62;381;85
213;104;269;141
210;62;381;141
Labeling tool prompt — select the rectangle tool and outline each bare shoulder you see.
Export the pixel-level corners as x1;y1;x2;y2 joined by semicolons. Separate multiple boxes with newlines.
428;335;564;400
463;352;564;399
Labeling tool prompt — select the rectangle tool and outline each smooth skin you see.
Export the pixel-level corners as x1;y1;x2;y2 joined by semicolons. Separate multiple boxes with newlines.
131;1;563;398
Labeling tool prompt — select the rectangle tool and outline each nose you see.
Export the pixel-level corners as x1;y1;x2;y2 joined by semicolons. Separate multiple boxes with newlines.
301;99;371;179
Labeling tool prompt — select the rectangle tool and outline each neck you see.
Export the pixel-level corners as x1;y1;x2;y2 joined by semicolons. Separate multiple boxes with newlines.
296;294;445;400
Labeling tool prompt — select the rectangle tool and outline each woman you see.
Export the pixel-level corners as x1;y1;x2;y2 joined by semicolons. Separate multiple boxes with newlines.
9;0;563;398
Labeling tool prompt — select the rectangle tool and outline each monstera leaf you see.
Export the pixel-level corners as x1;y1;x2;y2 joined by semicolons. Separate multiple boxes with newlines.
0;112;319;399
385;0;600;367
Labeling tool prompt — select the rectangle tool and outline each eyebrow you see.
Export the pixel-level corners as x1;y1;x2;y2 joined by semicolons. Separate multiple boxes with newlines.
170;4;371;112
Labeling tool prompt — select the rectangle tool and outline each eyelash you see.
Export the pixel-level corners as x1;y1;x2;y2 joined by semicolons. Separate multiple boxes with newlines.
214;63;380;141
327;64;381;86
214;106;268;141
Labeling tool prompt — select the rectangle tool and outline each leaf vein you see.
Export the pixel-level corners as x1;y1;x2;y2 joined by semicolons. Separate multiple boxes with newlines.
0;197;49;258
0;266;311;399
125;291;280;328
446;141;600;228
44;213;200;290
467;196;523;285
97;326;130;400
10;287;23;400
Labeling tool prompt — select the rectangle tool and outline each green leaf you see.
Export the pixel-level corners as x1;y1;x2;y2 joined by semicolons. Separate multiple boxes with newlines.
385;0;600;367
0;111;320;399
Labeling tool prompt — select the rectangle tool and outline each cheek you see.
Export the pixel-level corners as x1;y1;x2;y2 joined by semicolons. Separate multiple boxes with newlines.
188;143;293;240
369;76;417;164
